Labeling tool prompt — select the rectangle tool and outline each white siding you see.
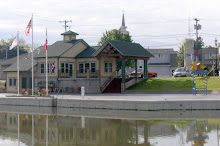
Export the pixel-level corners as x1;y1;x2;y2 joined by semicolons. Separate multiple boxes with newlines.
148;66;172;77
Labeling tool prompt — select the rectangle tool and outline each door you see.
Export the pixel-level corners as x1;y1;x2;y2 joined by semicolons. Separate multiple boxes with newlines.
69;63;74;78
22;78;27;89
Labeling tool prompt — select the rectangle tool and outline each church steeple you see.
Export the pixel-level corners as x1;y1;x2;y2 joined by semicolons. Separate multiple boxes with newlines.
122;13;125;27
119;12;128;34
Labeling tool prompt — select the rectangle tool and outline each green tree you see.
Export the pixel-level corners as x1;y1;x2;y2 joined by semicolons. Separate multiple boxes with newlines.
0;37;29;60
98;29;134;71
177;40;187;67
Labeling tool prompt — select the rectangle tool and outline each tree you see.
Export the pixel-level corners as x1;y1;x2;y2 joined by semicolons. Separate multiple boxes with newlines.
177;40;187;67
0;37;29;60
98;29;134;71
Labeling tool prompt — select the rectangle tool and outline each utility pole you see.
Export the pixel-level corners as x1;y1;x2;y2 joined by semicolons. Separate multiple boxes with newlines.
194;18;201;63
215;38;218;76
59;20;72;32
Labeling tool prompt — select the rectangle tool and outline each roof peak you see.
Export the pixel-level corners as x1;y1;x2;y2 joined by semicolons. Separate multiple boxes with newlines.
61;30;79;36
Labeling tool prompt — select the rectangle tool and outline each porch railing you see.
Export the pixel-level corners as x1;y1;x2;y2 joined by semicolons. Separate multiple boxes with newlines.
58;70;99;78
100;71;116;92
76;70;99;78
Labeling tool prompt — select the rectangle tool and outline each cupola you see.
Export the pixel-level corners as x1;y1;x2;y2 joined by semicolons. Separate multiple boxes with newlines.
61;30;79;41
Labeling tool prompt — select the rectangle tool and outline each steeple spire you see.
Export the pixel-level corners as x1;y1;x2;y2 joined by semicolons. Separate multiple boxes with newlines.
122;12;125;27
119;12;128;34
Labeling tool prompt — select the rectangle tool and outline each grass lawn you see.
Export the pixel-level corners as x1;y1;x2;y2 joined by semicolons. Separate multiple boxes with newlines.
0;80;5;90
127;77;220;91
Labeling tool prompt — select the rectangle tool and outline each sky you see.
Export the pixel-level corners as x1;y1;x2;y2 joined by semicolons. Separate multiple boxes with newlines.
1;0;220;51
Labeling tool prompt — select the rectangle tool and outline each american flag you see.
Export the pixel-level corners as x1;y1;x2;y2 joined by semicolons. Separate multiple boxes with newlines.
25;18;32;36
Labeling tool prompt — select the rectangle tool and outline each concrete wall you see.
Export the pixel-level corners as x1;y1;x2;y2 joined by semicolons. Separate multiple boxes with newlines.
184;39;194;69
57;78;106;93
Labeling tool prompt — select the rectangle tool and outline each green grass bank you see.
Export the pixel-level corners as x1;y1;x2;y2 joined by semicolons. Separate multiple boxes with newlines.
127;77;220;91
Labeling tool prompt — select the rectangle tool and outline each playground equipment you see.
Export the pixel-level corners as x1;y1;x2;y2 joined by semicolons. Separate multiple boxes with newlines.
190;62;208;95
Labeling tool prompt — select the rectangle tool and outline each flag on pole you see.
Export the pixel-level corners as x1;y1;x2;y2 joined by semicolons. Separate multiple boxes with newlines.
25;18;32;36
9;34;19;50
44;29;47;50
50;63;55;74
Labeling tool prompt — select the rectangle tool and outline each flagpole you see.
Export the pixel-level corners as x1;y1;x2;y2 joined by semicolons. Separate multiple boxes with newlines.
32;14;34;95
17;32;20;95
46;28;48;96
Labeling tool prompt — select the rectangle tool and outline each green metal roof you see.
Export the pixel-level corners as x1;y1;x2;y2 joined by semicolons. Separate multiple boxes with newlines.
34;39;88;58
94;40;154;58
4;54;37;72
75;47;96;58
4;39;90;72
61;31;79;36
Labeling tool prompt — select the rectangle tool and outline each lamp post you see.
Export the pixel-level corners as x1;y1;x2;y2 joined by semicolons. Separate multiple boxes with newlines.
215;39;218;76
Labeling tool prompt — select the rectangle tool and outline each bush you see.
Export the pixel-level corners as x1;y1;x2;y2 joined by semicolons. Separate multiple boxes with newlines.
40;88;46;96
20;88;26;95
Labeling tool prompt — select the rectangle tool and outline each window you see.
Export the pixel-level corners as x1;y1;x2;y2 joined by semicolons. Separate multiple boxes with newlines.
105;63;108;73
13;78;16;86
61;63;69;74
104;62;112;73
66;63;69;73
61;63;65;73
40;64;45;73
91;63;96;73
79;63;84;73
78;63;97;73
9;79;12;86
47;63;50;73
109;63;112;72
85;63;90;73
204;53;215;60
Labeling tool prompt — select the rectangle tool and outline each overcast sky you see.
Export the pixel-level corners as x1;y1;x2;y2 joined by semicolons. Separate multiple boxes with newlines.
1;0;220;50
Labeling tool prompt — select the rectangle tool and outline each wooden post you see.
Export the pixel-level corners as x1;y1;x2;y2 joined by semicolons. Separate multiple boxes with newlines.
144;60;148;79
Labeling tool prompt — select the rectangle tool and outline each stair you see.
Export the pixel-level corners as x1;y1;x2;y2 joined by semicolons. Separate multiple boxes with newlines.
103;78;133;93
103;78;121;93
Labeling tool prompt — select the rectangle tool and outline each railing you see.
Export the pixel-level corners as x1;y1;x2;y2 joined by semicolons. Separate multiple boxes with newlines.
76;70;99;78
100;71;116;92
58;70;70;78
58;70;99;78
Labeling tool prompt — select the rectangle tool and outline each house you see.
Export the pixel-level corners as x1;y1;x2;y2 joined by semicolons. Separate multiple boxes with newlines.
4;31;153;93
199;47;219;69
185;38;219;75
137;48;178;77
0;53;28;80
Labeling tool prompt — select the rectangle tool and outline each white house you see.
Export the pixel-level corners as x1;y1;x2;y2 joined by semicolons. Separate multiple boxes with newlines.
138;49;178;77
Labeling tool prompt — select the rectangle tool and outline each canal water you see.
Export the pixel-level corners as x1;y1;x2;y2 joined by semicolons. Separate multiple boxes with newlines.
0;106;220;146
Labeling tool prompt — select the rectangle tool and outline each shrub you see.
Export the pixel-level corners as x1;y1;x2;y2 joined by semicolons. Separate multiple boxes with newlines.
40;88;46;96
20;88;26;95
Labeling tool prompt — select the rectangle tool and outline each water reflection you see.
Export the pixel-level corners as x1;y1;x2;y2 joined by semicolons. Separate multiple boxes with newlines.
1;111;220;145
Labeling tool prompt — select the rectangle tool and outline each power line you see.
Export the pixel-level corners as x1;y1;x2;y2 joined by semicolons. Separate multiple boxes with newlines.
145;43;180;48
59;20;72;32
